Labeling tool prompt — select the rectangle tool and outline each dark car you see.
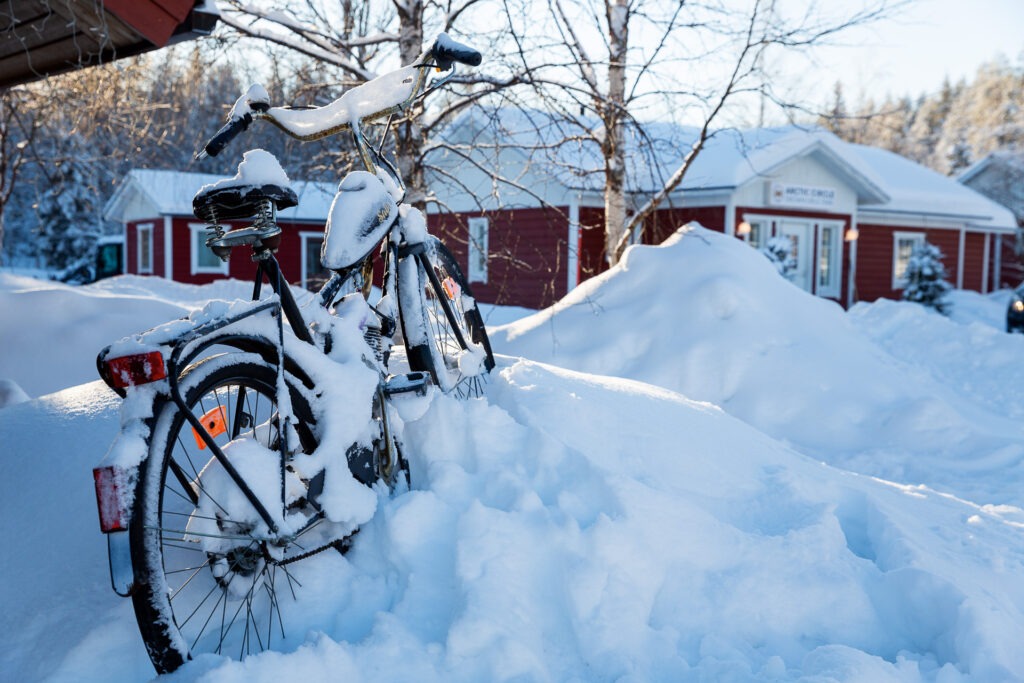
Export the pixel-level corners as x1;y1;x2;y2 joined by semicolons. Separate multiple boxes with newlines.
1008;285;1024;333
54;236;124;285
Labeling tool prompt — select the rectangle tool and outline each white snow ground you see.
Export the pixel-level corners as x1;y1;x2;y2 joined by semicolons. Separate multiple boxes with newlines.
3;225;1024;681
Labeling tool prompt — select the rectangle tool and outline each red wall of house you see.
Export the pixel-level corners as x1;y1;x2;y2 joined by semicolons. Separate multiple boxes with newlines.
578;205;727;283
648;206;727;244
126;217;325;287
963;231;986;292
126;219;167;278
429;207;570;309
854;224;964;303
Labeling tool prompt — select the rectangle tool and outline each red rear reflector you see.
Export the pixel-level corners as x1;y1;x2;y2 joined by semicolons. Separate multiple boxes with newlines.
105;351;166;388
93;465;129;533
192;406;228;449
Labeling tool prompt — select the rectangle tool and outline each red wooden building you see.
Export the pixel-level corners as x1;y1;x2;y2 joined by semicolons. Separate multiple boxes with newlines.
106;122;1017;311
424;115;1018;309
103;169;338;290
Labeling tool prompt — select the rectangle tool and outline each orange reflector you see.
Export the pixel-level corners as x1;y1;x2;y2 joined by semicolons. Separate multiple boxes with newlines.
105;351;167;388
442;276;460;301
192;406;228;449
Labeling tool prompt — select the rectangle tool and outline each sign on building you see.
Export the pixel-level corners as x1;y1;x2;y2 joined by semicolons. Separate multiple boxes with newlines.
768;182;837;209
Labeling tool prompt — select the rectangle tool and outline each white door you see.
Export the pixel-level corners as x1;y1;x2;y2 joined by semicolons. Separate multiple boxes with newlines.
779;220;812;292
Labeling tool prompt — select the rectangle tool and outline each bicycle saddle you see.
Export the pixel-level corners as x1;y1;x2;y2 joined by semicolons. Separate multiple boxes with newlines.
193;182;298;223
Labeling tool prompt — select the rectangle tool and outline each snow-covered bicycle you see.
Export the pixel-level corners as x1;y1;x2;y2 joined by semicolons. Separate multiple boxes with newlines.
91;34;492;674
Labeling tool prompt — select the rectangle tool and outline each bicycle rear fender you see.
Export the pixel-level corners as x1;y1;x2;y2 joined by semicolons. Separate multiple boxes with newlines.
97;297;316;399
93;297;325;597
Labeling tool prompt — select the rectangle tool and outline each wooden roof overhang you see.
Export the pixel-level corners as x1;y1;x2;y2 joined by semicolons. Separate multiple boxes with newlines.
0;0;218;90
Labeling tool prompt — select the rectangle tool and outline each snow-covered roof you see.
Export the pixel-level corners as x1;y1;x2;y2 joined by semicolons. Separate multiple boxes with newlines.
849;145;1017;228
958;151;1024;222
443;108;1016;230
103;168;337;223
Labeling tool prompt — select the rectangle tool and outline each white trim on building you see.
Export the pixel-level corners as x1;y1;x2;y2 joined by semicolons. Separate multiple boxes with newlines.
189;223;228;276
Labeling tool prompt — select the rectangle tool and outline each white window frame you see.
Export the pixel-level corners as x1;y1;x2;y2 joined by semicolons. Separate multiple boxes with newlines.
189;223;229;275
816;221;843;298
137;223;154;274
740;213;773;250
892;231;925;290
468;216;489;283
300;231;327;290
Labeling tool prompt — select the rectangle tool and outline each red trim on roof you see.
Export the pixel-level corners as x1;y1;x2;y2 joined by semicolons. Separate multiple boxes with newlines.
105;0;195;47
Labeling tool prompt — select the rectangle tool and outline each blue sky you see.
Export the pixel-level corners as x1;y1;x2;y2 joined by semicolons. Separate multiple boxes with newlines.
812;0;1024;99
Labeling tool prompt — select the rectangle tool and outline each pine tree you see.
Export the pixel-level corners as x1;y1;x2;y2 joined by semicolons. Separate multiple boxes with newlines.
36;153;103;273
761;236;796;278
902;241;951;314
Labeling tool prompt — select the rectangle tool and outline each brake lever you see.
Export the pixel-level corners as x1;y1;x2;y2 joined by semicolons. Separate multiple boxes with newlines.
419;64;457;101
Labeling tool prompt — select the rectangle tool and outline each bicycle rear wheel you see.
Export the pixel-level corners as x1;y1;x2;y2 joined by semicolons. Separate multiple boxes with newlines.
130;355;335;673
400;237;495;397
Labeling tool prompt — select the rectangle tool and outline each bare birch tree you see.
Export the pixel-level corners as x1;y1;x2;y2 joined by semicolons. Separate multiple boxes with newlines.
216;0;522;206
505;0;900;265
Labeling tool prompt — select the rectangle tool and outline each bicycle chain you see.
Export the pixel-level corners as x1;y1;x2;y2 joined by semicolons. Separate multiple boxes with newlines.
275;530;357;566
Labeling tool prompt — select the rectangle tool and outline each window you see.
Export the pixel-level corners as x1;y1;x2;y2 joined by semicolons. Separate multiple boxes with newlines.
190;223;228;275
748;220;768;249
137;223;153;274
740;215;770;249
817;222;843;298
468;217;489;283
301;232;331;290
892;232;925;289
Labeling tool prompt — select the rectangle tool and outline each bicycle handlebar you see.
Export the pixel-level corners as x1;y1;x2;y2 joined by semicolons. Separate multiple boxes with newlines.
202;114;249;159
431;34;482;70
196;33;481;163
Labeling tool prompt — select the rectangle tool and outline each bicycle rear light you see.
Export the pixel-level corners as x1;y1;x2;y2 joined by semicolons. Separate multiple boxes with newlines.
93;465;130;533
104;351;167;389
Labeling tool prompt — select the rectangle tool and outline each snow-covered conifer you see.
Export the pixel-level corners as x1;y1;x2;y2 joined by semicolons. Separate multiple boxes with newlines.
902;241;951;314
760;236;796;279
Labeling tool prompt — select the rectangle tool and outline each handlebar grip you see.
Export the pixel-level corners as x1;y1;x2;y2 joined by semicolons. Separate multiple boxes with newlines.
203;113;252;158
432;33;482;70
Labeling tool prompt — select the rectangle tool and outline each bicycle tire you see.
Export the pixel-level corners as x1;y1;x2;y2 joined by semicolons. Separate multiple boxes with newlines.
130;354;332;673
400;237;495;397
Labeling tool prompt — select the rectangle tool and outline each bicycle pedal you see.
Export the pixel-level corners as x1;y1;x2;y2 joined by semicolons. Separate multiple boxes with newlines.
383;371;431;397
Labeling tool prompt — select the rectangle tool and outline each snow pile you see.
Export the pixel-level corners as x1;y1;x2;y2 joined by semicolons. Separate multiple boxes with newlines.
6;362;1024;681
4;237;1024;680
0;274;312;398
849;298;1024;419
495;225;1024;507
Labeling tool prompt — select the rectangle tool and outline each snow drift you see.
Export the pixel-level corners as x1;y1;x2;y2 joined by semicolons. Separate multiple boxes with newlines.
4;227;1024;681
495;225;1024;507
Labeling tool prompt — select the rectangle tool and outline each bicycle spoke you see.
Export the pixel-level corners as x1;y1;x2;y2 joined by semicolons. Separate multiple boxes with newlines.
191;584;228;652
177;580;223;631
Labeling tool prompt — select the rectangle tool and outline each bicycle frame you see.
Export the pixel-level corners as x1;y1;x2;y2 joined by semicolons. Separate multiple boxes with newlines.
93;35;484;608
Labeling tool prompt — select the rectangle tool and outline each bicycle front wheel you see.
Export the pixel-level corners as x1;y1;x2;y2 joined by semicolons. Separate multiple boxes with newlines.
400;237;495;397
130;355;335;673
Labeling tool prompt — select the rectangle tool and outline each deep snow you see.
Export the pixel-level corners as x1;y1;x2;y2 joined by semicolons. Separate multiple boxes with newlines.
3;226;1024;681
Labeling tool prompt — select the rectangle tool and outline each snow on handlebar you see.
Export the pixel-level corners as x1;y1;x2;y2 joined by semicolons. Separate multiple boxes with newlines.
196;33;482;159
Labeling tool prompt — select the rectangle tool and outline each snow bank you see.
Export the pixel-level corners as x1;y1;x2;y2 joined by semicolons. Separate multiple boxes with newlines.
495;225;1024;507
7;362;1024;681
0;275;309;398
7;243;1024;681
